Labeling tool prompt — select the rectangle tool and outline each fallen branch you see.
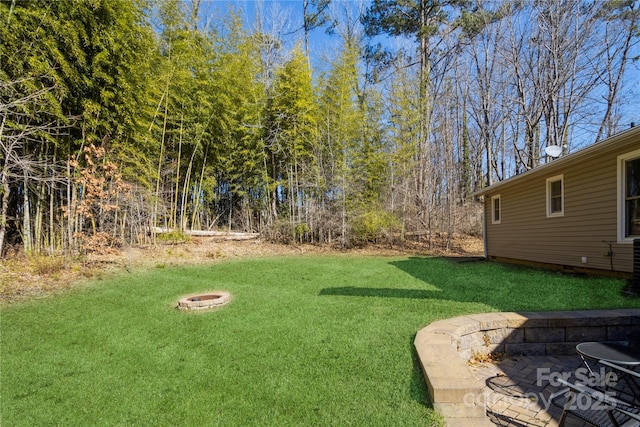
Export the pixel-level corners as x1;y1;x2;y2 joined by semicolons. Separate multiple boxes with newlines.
152;228;260;240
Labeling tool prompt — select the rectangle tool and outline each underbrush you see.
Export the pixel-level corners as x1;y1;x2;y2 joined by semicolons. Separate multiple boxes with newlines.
0;254;100;303
155;229;191;244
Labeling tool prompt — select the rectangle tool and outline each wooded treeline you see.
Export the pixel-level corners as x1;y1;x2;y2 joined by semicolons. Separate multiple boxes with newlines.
0;0;638;256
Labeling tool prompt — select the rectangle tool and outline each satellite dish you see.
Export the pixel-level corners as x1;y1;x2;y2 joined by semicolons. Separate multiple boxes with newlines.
545;145;562;158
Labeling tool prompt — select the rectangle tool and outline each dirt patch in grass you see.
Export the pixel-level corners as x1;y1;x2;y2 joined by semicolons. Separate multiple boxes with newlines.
1;234;483;303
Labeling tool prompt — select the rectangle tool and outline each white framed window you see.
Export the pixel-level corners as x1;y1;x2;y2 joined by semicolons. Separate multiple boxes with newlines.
546;174;564;217
491;195;501;224
618;149;640;243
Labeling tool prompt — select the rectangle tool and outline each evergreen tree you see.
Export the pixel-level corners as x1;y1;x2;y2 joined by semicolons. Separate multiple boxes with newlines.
318;39;364;243
362;0;472;236
209;16;266;231
266;45;318;228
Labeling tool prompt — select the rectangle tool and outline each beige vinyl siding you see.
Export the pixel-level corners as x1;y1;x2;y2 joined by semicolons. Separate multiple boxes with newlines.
483;135;638;274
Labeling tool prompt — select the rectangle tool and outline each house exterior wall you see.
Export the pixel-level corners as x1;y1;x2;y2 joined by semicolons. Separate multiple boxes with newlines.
480;129;640;275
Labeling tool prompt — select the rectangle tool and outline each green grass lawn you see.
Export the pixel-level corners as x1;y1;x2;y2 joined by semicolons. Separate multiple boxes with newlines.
2;256;639;426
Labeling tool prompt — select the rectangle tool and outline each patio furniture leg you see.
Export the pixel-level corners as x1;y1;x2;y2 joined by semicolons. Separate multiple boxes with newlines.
559;410;568;427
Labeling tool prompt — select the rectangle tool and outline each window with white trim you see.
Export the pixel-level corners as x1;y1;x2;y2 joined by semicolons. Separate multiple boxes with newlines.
491;195;501;224
619;149;640;241
546;175;564;217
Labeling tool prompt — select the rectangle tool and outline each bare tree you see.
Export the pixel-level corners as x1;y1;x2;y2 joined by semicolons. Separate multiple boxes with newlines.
0;79;67;256
499;1;602;171
462;7;510;186
594;1;640;141
535;0;599;152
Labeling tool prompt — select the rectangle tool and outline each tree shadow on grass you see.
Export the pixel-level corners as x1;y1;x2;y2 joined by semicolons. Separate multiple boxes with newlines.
318;257;488;300
319;256;625;312
319;256;496;303
319;286;437;299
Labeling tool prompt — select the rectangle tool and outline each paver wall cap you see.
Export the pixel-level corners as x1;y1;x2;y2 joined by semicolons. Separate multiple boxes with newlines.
414;309;640;426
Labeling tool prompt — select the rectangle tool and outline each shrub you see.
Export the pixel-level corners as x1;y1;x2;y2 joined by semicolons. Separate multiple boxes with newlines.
264;220;292;244
29;255;66;276
74;231;123;254
155;230;190;244
293;223;311;244
350;209;400;244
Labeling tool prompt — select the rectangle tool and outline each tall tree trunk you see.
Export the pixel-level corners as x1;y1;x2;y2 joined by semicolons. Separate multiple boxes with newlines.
153;92;169;238
180;148;196;231
417;0;434;240
0;159;9;257
34;181;45;254
595;3;637;141
0;114;8;256
173;114;184;230
66;157;73;253
49;149;57;253
191;146;208;230
22;171;32;255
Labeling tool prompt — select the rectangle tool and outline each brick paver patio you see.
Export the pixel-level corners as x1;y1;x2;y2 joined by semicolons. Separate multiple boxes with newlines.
414;310;640;426
471;355;635;426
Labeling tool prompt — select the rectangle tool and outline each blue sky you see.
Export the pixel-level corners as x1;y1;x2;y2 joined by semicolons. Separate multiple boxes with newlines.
199;0;640;136
199;0;369;73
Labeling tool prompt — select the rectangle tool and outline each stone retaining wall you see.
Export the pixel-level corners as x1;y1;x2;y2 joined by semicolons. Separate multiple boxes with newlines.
414;309;640;427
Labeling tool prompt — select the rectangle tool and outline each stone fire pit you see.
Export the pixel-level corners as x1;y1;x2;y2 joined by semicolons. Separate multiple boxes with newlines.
177;291;231;311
